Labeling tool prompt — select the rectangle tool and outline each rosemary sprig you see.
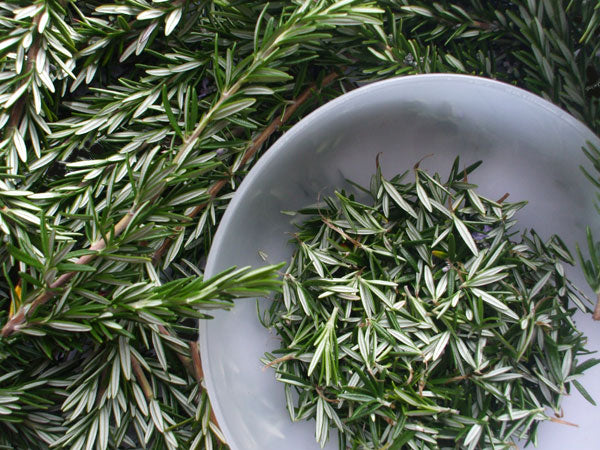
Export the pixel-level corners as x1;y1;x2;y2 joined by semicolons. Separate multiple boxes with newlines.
578;141;600;320
263;158;598;449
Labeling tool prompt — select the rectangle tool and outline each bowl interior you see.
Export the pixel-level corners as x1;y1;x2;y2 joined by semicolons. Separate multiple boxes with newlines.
201;75;600;450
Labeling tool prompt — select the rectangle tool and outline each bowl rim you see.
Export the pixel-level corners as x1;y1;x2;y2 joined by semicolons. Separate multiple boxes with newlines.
199;73;600;449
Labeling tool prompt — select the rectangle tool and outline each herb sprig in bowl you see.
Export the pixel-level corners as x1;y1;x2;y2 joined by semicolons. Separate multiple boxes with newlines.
263;158;598;449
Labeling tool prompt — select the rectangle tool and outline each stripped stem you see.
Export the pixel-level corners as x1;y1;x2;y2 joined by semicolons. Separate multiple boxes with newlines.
593;293;600;320
190;340;222;437
131;355;154;400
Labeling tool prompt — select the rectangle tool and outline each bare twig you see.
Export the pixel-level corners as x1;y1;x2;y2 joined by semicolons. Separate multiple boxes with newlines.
549;416;578;427
189;341;205;383
497;193;510;204
321;216;364;249
131;355;154;400
190;340;222;440
262;353;297;370
593;293;600;320
315;386;340;404
157;324;194;373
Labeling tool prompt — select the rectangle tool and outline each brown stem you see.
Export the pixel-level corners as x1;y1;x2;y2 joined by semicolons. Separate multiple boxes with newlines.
190;340;222;439
418;379;425;396
382;416;396;426
157;325;194;374
131;355;154;400
443;374;471;384
262;353;296;371
405;365;414;385
413;153;434;171
95;367;110;406
315;386;340;404
1;211;135;337
189;341;204;383
143;327;222;438
6;98;26;131
152;71;339;264
238;71;338;169
497;193;510;204
321;217;363;249
549;416;578;427
593;292;600;320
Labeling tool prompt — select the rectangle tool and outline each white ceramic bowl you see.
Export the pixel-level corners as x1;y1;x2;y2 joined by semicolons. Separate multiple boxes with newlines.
200;75;600;450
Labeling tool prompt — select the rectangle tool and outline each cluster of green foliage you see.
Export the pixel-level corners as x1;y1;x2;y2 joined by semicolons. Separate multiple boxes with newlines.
0;0;598;449
263;163;596;449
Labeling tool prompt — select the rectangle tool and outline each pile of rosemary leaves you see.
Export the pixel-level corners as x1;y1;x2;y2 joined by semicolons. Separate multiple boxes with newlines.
263;159;598;449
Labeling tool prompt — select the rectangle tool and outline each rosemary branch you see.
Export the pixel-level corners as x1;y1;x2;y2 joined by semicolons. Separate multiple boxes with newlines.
152;71;338;263
3;13;42;137
1;211;135;337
